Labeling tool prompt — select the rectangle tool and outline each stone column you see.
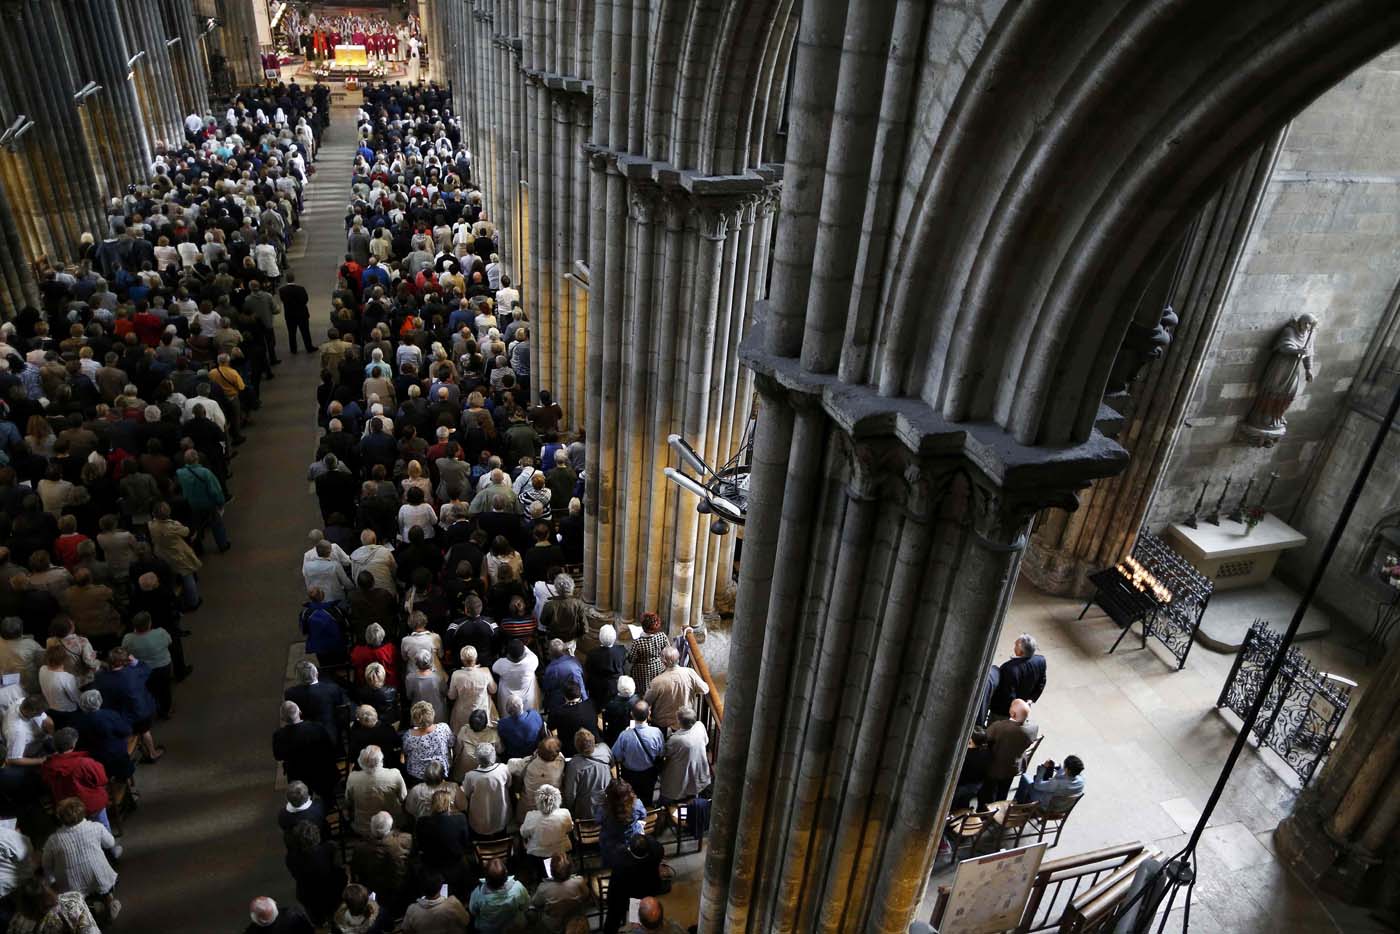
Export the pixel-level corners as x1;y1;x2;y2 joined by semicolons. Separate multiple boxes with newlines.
162;0;210;119
697;352;1120;932
0;0;106;262
1278;634;1400;910
215;0;262;87
636;194;685;613
65;0;152;191
551;93;573;410
1021;135;1285;595
614;181;659;624
0;176;38;310
668;199;742;631
570;97;591;429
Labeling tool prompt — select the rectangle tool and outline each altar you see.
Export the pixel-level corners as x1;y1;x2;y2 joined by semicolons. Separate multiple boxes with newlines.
335;44;368;68
1164;513;1307;591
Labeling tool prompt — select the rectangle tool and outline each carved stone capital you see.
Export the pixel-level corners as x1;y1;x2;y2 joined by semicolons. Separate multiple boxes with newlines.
628;183;661;225
692;204;732;242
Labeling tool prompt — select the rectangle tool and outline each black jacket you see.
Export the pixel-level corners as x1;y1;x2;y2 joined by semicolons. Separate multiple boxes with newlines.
989;654;1047;716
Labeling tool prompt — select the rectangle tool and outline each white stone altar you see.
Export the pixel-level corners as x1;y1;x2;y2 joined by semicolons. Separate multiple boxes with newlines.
1164;513;1306;591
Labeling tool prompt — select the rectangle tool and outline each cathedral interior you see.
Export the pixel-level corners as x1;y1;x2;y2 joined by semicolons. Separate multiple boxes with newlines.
0;0;1399;931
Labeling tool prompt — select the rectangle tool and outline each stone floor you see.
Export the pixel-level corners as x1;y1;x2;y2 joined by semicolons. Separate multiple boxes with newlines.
109;112;357;932
914;578;1387;933
1196;577;1337;651
651;577;1394;932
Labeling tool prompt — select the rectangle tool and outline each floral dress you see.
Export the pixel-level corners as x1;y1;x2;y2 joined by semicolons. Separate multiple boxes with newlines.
401;722;454;780
7;892;100;934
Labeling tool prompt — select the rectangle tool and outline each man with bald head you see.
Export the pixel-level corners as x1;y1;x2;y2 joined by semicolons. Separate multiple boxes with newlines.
244;895;314;933
627;896;688;933
978;698;1039;804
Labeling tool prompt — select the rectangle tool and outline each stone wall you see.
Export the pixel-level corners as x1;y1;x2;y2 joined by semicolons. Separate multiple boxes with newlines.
1145;50;1400;537
1281;406;1400;642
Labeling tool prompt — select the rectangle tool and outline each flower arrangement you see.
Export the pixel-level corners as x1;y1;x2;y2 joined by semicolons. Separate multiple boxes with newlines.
1381;554;1400;590
1243;505;1266;533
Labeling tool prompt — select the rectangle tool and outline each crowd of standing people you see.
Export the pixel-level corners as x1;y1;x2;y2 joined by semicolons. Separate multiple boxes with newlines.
247;82;706;934
0;81;328;931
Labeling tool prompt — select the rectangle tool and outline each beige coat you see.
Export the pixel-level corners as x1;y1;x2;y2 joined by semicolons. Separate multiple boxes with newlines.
148;518;202;575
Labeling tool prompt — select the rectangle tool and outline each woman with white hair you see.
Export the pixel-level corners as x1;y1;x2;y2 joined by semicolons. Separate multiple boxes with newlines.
400;612;444;675
344;743;408;837
520;783;574;874
602;675;641;746
585;623;628;707
404;651;448;724
347;703;403;773
447;645;496;733
350;623;399;688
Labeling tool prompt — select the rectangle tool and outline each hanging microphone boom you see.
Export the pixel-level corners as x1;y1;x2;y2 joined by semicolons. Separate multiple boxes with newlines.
667;434;709;477
663;467;710;500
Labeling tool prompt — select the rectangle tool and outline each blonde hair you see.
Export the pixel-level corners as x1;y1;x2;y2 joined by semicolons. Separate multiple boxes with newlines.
460;645;478;666
364;662;386;688
410;700;436;729
356;704;378;727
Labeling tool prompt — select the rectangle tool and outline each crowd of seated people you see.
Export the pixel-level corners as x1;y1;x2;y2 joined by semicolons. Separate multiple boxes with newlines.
251;82;710;934
0;84;324;930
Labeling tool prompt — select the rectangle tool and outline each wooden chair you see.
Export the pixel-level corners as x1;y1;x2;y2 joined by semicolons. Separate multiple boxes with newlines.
991;800;1040;850
944;807;998;863
1028;793;1084;848
572;817;603;871
474;836;515;865
664;798;703;856
643;806;664;837
1018;733;1045;776
585;868;612;929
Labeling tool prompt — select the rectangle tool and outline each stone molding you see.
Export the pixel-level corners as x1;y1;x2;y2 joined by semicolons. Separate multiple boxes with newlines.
743;314;1126;511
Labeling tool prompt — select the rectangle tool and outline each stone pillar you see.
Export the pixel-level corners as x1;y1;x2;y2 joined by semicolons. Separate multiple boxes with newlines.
214;0;262;87
162;0;211;119
698;351;1119;932
0;175;39;310
0;0;106;263
1278;634;1400;910
1021;134;1285;595
64;0;153;192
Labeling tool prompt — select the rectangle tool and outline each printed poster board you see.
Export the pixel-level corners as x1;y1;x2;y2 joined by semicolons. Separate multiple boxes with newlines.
939;841;1048;934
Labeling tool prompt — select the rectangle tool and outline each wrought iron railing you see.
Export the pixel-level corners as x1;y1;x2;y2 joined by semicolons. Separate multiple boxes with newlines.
1217;619;1354;784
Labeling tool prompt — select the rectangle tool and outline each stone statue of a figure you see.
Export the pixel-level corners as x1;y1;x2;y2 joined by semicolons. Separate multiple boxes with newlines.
1238;314;1317;445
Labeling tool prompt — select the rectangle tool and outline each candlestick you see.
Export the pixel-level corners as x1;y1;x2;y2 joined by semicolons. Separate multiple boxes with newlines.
1260;471;1279;511
1207;474;1231;525
1185;479;1208;528
1229;477;1254;524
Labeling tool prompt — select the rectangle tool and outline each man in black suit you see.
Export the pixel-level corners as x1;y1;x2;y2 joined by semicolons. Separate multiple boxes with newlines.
989;633;1048;718
283;660;349;745
279;273;313;353
272;701;340;805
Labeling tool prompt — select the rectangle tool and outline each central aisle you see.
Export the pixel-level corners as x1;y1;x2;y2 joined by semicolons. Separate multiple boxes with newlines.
113;112;358;932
